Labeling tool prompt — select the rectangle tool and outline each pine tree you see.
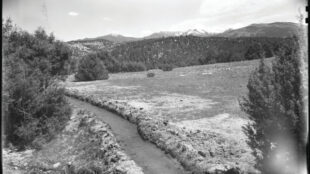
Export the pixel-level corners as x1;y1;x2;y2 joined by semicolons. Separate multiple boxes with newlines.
240;38;306;173
75;53;109;81
240;58;275;172
271;39;305;156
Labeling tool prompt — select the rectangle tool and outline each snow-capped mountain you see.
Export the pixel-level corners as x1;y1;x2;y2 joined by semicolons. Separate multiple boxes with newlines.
181;29;209;36
144;29;211;39
143;31;183;39
69;22;301;44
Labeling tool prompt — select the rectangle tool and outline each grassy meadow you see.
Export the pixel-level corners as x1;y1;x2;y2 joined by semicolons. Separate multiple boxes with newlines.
66;58;273;141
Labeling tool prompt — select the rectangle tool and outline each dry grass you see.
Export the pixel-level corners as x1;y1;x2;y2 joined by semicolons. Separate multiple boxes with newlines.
66;58;273;140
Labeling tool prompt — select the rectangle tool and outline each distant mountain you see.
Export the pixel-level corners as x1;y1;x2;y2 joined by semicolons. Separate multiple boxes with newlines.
143;31;183;39
182;29;211;36
69;34;140;43
144;29;211;39
68;22;300;45
217;22;300;38
66;22;298;74
93;34;140;43
66;21;301;61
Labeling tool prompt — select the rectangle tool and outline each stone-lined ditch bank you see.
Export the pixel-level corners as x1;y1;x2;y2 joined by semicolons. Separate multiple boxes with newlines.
3;107;143;174
65;89;259;174
68;97;188;174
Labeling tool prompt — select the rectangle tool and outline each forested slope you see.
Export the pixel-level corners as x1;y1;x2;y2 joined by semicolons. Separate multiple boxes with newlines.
107;36;294;71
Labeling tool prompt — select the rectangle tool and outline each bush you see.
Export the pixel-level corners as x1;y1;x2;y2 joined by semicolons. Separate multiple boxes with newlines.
75;53;109;81
147;72;155;77
244;43;265;60
7;80;71;149
159;64;174;71
121;61;147;72
76;166;102;174
3;19;72;149
96;51;122;73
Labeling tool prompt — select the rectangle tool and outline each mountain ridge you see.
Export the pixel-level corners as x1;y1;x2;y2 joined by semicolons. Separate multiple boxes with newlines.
217;22;301;38
67;22;301;44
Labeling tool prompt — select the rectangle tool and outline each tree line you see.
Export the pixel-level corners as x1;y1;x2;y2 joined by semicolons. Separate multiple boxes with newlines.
71;36;295;73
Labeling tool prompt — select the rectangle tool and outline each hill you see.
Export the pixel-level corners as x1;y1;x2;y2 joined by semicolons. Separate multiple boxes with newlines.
66;22;299;73
68;38;115;50
108;36;293;72
95;34;140;43
66;39;116;73
143;31;183;39
69;34;140;43
218;22;300;38
143;29;212;39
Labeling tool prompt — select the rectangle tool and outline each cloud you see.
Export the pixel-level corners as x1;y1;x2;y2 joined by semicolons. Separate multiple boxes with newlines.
199;0;303;19
199;0;250;16
68;11;79;16
180;0;306;33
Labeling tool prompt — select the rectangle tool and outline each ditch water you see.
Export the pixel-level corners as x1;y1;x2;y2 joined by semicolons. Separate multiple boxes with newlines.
67;97;189;174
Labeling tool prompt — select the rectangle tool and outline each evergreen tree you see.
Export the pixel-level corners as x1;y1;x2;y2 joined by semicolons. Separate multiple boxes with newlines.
2;19;71;148
240;59;275;172
75;53;109;81
271;40;305;154
240;38;306;173
245;43;265;60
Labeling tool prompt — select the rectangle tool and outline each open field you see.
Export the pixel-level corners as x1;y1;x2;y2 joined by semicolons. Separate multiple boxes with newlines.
65;59;273;173
66;59;271;135
67;60;260;117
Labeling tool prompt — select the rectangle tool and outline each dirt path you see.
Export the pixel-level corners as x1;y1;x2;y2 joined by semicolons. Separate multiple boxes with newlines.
67;97;189;174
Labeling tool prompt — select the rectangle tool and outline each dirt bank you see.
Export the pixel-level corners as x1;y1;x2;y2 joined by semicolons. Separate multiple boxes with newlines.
65;89;258;174
3;106;143;174
68;97;189;174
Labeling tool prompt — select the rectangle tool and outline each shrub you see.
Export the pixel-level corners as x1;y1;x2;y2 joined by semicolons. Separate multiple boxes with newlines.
9;83;71;148
75;165;102;174
75;53;109;81
2;19;72;149
121;61;147;72
147;72;155;77
96;51;122;73
76;167;102;174
244;43;265;60
159;64;174;71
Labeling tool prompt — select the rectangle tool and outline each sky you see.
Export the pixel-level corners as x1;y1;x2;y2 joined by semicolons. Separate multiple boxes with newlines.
3;0;307;41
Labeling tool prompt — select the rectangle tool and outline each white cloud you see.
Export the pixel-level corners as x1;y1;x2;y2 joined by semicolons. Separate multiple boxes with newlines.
6;0;305;41
68;11;79;16
175;0;306;33
199;0;279;16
